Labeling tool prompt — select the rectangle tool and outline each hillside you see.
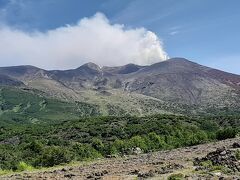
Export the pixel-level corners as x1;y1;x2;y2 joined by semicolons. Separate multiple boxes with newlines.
0;58;240;116
1;137;240;179
0;87;99;125
0;114;239;173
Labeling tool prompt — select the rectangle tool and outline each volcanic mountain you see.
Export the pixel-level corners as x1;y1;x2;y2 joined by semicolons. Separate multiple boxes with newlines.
0;58;240;116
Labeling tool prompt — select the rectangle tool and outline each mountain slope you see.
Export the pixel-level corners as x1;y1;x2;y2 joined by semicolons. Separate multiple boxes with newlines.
123;58;240;106
0;74;23;86
0;58;239;116
0;87;99;125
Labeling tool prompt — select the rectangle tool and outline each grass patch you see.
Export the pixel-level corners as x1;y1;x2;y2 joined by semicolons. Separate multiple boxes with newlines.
0;169;13;176
168;173;184;180
199;160;213;168
17;162;35;172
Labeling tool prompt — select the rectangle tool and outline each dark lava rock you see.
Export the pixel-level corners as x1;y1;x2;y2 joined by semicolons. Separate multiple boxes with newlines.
87;174;94;179
130;169;139;175
102;170;108;174
61;168;67;172
64;174;76;178
94;172;103;176
194;147;240;172
232;142;240;148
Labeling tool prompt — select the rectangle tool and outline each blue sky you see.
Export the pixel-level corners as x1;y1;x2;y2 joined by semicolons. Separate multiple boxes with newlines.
0;0;239;74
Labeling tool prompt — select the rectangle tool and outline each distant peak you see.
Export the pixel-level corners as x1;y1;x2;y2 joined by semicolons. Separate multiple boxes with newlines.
125;63;137;66
102;63;144;74
124;63;139;67
167;57;190;62
1;65;40;69
78;62;101;71
164;57;199;66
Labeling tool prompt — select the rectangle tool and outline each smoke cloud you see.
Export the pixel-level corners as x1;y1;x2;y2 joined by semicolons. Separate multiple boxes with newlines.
0;13;168;69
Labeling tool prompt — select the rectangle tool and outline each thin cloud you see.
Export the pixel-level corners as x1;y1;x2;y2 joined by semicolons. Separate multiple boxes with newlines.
0;12;168;69
169;31;179;35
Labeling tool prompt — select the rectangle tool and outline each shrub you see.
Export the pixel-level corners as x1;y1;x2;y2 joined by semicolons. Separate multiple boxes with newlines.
35;146;72;167
24;140;43;154
112;139;127;154
145;132;166;150
186;131;208;146
0;148;19;170
103;143;118;155
216;128;237;140
128;136;147;151
71;143;102;161
91;138;104;152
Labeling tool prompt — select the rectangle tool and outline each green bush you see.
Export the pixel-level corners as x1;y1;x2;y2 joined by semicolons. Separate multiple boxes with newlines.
186;131;208;146
71;143;102;161
216;128;237;140
35;146;72;167
0;148;19;170
145;132;166;150
128;136;147;151
112;139;127;154
91;138;104;152
24;140;43;154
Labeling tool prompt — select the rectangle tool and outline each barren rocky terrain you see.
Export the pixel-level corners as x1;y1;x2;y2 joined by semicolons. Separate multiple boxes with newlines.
2;138;240;180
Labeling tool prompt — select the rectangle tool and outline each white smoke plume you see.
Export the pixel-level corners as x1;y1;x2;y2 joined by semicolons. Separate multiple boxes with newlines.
0;13;168;69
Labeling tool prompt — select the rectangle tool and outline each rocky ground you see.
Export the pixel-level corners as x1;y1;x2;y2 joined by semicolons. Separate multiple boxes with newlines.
2;138;240;180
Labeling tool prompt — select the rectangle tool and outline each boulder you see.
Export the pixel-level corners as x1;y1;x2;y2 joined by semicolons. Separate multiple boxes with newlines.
232;142;240;148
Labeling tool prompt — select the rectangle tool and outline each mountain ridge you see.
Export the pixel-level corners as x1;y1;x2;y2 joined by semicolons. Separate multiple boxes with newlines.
0;58;239;76
0;58;239;116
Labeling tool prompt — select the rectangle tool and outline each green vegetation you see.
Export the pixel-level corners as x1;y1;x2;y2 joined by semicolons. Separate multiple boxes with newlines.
199;160;213;168
16;162;34;172
0;87;100;125
216;128;237;140
0;86;239;173
236;150;240;160
197;160;230;174
168;173;184;180
0;112;239;172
